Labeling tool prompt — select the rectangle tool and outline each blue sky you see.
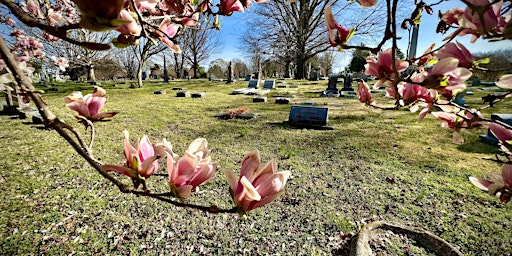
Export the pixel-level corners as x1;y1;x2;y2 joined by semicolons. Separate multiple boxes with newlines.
207;1;512;72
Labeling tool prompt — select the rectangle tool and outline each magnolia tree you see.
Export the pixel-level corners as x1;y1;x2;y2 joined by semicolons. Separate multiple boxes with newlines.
323;0;511;204
0;0;511;252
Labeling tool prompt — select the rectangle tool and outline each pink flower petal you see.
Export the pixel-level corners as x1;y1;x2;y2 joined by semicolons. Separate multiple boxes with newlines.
469;176;493;191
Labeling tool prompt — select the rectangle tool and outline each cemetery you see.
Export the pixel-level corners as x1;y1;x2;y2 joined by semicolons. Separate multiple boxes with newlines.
1;78;511;254
1;0;511;255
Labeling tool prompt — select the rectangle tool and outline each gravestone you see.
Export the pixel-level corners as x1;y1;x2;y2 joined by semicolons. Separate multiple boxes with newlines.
226;62;234;84
253;96;267;103
480;113;512;145
309;66;320;81
245;75;253;81
232;88;255;95
176;91;190;97
154;90;166;94
289;84;299;88
275;97;290;104
248;80;259;89
263;80;275;89
286;106;332;130
172;87;183;90
321;74;340;97
341;72;354;91
191;92;206;98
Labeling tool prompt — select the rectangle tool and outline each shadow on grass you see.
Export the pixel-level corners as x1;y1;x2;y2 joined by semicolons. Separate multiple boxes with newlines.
457;140;501;154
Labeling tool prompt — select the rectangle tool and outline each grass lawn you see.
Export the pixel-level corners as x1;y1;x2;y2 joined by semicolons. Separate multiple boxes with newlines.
0;79;511;255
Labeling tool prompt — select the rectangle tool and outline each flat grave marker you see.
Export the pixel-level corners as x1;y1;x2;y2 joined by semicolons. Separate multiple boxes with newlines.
286;106;332;130
253;96;267;103
263;80;275;89
191;92;206;98
176;91;190;97
248;80;259;89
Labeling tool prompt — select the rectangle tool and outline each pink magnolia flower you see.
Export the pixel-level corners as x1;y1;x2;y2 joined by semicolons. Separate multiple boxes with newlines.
453;0;507;42
162;138;216;198
496;74;512;90
73;0;133;31
356;80;373;105
64;86;118;121
437;42;475;69
469;163;512;204
116;10;142;36
219;0;245;15
356;0;378;8
102;130;161;179
223;150;290;214
157;18;182;53
488;123;512;145
365;48;409;89
422;57;471;99
51;56;69;71
400;73;437;121
324;6;354;48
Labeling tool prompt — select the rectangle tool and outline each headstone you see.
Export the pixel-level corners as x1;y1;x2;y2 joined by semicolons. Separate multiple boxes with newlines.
341;72;354;91
289;84;299;88
191;92;206;98
154;90;166;94
176;91;190;97
309;66;320;81
321;74;339;97
480;113;512;145
287;106;332;130
453;90;467;107
248;80;259;89
226;62;234;84
275;97;290;104
263;80;275;89
253;96;267;103
472;77;481;86
172;87;183;90
245;75;253;81
277;85;287;88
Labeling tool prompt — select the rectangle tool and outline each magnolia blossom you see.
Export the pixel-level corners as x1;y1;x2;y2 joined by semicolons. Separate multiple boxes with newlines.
161;138;216;199
72;0;132;31
219;0;245;15
422;57;471;99
488;123;512;145
156;18;182;53
469;163;512;204
101;131;160;179
496;74;512;89
64;86;118;121
356;0;378;8
365;48;409;89
223;150;290;214
51;56;69;71
437;42;475;69
324;6;354;48
356;80;373;105
115;10;142;36
458;0;506;42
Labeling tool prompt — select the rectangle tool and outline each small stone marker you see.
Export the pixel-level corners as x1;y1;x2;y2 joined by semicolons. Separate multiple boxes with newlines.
287;106;332;130
277;85;287;88
248;80;259;89
263;80;275;89
191;92;205;98
172;87;183;90
301;101;316;106
154;90;166;94
289;84;299;88
480;113;512;145
176;91;190;97
232;88;256;95
253;96;267;103
275;97;290;104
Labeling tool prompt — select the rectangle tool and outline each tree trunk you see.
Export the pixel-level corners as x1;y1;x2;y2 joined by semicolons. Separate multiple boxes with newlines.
295;56;307;80
87;65;97;82
137;60;145;88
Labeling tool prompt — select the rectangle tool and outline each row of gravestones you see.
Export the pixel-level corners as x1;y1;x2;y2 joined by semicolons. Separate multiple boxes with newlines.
154;88;205;98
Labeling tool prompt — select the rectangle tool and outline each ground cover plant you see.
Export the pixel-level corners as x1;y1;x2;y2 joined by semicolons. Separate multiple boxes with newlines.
1;79;511;254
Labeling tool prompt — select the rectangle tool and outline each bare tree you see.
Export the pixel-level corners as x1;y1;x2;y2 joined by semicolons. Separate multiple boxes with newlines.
43;30;111;82
132;38;168;87
114;48;138;79
181;24;221;79
242;0;391;79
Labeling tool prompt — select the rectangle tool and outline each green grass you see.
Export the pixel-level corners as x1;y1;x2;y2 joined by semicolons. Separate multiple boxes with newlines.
1;79;511;255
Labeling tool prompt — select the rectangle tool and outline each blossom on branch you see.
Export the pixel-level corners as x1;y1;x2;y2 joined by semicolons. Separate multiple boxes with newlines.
489;123;512;145
356;79;373;105
469;162;512;204
223;150;290;214
437;42;476;69
422;57;471;99
64;86;118;121
72;0;132;32
356;0;378;8
102;130;161;179
364;48;409;89
219;0;245;15
324;6;354;48
160;138;217;199
496;74;512;90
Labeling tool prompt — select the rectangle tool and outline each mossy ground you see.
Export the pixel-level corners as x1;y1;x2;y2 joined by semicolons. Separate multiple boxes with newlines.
0;79;510;255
